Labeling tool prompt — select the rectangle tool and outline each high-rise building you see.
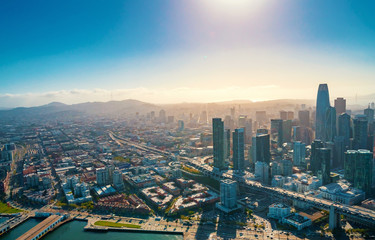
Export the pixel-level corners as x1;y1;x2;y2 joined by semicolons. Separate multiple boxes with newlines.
354;149;373;196
364;106;374;125
353;118;368;150
333;136;345;169
271;119;283;148
224;129;231;160
280;111;288;120
113;169;124;190
213;118;225;170
254;134;271;164
338;113;351;148
178;120;184;131
281;159;293;176
287;111;294;120
159;109;167;123
325;106;337;142
334;97;346;115
316;84;331;141
233;128;245;172
298;110;310;128
255;161;270;184
244;118;253;144
283;120;292;143
199;111;208;124
96;167;109;186
345;150;373;196
293;141;306;166
310;139;324;174
318;148;331;185
217;179;238;213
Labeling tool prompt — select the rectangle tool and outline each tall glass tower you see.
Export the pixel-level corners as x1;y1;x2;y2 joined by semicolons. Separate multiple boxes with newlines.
213;118;225;170
233;128;245;171
316;84;330;141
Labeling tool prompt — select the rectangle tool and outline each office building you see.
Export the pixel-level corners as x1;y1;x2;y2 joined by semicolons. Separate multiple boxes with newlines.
310;140;324;174
364;106;374;124
334;97;346;115
316;84;331;141
254;134;271;164
319;148;331;185
280;111;288;120
325;106;337;142
217;179;239;213
233;128;245;172
96;167;109;186
333;136;345;169
224;129;231;160
268;203;291;220
271;119;283;148
298;110;310;128
159;109;167;123
293;141;306;166
255;161;270;184
283;120;292;143
338;113;351;148
213;118;226;170
345;149;373;196
281;159;293;177
353;118;368;150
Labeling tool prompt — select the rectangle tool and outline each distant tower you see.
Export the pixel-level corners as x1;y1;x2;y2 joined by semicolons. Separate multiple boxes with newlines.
298;110;310;128
213;118;225;171
325;106;337;142
293;141;306;166
270;119;283;148
233;128;245;172
338;113;351;148
310;139;324;174
254;134;270;164
334;97;346;115
364;105;374;124
316;84;330;141
353;118;368;150
319;148;331;185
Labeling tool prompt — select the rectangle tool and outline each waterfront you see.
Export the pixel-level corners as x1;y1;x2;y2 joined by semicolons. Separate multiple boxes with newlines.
1;218;183;240
0;217;42;240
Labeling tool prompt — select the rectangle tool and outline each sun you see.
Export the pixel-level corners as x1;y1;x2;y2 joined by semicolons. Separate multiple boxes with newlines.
202;0;267;18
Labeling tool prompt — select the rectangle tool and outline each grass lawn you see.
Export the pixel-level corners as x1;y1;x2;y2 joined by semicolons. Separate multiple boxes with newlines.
94;220;141;229
0;201;22;214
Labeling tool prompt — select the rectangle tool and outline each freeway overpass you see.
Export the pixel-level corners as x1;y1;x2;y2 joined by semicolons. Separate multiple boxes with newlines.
185;159;375;229
109;132;375;229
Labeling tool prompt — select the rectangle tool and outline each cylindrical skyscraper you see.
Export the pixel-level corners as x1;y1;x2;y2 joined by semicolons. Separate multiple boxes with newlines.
316;84;330;141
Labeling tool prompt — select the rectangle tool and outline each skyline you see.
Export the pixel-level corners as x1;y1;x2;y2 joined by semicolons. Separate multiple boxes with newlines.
1;0;375;107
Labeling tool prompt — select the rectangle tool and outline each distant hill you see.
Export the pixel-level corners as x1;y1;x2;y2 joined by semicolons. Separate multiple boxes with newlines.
0;99;160;122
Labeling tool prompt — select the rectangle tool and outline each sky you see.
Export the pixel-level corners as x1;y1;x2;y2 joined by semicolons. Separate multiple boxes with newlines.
1;0;375;107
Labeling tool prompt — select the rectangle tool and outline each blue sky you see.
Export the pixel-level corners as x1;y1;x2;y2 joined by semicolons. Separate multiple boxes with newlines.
1;0;375;107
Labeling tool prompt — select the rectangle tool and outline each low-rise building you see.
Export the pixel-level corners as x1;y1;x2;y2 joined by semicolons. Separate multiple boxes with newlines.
268;203;291;220
282;213;312;230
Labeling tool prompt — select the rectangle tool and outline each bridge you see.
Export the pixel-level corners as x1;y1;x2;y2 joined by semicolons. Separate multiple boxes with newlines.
17;214;68;240
110;132;375;230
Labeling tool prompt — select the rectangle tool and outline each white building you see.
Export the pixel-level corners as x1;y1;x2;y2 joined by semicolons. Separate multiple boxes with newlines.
255;161;269;184
216;179;240;213
268;203;291;220
319;182;365;205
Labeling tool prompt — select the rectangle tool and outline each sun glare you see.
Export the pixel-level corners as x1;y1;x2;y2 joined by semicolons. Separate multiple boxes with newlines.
202;0;266;17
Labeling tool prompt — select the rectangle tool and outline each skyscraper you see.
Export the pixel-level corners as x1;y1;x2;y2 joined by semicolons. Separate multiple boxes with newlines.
233;128;245;172
217;179;239;213
283;120;292;143
271;119;283;148
213;118;225;170
364;106;374;125
353;118;368;150
316;84;330;141
333;136;345;169
345;150;373;196
224;129;231;160
318;148;331;185
334;97;346;115
255;134;271;164
298;110;310;128
310;139;324;174
159;109;167;123
244;118;253;144
293;141;306;166
338;113;351;148
325;106;337;142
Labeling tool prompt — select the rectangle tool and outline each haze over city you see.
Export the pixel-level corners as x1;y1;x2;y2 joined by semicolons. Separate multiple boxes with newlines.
1;1;375;240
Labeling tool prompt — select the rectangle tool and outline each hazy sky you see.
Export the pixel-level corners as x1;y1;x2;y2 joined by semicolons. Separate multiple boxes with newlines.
1;0;375;107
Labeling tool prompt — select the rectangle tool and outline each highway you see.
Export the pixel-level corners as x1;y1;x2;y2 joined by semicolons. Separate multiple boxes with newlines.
109;132;375;228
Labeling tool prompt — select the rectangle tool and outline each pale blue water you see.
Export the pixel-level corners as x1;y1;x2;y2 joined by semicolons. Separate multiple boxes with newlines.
0;218;182;240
